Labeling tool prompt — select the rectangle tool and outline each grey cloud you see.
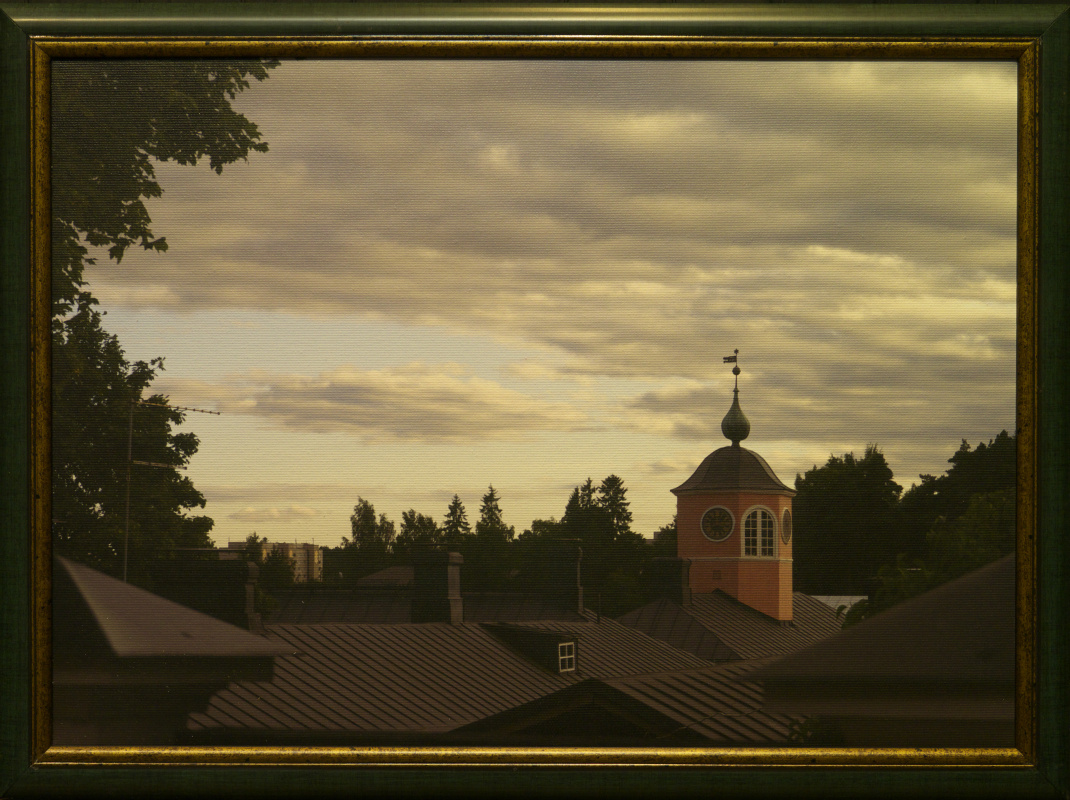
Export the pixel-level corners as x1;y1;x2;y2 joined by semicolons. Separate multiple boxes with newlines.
78;59;1016;478
94;59;1015;290
228;504;319;523
157;364;590;443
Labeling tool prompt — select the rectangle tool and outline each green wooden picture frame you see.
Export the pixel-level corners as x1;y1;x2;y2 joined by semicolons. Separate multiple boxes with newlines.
1;2;1067;797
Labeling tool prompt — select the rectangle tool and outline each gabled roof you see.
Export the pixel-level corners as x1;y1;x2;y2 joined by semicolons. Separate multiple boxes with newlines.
187;617;710;741
741;556;1016;747
505;618;712;678
189;623;573;737
451;660;800;746
607;659;800;743
746;555;1015;687
55;556;286;659
614;598;740;661
617;592;841;662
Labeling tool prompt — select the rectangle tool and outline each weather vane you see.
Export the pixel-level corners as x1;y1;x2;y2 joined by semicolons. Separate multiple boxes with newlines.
723;349;741;388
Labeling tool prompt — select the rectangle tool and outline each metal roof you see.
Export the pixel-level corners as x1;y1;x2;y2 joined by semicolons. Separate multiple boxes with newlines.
605;660;800;743
508;618;712;678
811;595;868;613
671;444;795;496
450;659;799;745
55;557;287;659
617;592;841;662
265;587;585;625
354;565;413;587
187;617;710;737
189;623;573;735
746;555;1015;686
614;598;740;661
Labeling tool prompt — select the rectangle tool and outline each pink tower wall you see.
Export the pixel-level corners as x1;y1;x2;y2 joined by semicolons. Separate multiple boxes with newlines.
676;490;794;621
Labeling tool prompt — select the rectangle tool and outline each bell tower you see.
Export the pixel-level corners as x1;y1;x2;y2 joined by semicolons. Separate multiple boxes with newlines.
671;352;795;621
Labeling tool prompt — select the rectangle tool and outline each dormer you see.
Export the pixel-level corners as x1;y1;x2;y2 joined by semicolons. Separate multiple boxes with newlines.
483;623;579;675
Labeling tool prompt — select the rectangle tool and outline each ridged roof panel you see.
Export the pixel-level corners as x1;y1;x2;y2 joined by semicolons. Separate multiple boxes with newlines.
606;661;799;743
618;593;841;662
188;617;709;735
451;660;800;745
671;445;794;496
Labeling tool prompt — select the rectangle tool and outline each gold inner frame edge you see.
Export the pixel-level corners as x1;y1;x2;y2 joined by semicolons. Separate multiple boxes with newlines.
29;34;1040;768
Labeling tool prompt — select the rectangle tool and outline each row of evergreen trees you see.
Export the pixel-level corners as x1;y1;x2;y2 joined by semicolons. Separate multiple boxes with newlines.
323;475;661;616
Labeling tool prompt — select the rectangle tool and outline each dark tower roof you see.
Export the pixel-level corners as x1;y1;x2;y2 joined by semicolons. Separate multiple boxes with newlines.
671;445;795;496
673;353;793;496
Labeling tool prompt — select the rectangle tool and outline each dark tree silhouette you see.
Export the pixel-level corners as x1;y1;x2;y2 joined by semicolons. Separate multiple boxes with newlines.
898;431;1016;559
844;432;1017;625
793;445;903;595
467;486;516;588
51;59;278;580
393;509;444;562
51;300;212;583
597;474;633;537
442;494;473;549
335;497;396;581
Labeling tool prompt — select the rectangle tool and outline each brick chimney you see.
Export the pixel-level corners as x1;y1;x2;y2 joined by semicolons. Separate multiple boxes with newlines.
412;550;464;624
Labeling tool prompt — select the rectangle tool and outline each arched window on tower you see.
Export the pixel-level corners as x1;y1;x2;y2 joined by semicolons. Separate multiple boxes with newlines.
744;508;776;557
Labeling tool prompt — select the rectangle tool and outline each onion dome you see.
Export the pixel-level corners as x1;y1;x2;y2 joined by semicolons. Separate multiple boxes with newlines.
721;386;750;445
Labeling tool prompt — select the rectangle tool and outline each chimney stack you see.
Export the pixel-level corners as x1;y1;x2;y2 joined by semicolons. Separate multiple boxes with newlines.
412;550;464;624
652;557;692;606
559;543;584;614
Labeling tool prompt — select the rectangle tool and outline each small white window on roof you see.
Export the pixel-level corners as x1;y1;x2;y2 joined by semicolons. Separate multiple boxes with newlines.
558;641;575;673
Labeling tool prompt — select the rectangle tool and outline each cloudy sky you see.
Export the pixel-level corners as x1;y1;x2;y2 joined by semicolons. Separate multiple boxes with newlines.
79;59;1018;548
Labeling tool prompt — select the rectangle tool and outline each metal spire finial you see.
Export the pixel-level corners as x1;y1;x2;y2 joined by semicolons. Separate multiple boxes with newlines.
720;350;750;445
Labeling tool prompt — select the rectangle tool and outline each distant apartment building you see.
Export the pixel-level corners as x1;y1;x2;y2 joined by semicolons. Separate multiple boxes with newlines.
224;540;323;583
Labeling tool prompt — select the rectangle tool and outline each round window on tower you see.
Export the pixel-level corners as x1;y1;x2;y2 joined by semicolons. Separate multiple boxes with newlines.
701;507;734;542
781;508;792;543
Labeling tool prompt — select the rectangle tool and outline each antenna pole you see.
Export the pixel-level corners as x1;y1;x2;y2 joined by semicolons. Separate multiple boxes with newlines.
122;400;221;582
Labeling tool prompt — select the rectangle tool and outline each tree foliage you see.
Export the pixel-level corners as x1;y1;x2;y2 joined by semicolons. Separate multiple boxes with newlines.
792;445;903;595
52;60;278;310
597;474;633;538
51;59;278;579
395;509;444;560
840;433;1016;625
652;516;678;558
442;494;473;549
466;486;517;588
242;533;297;591
333;497;397;583
898;431;1016;559
518;475;649;615
52;299;212;584
844;488;1015;625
